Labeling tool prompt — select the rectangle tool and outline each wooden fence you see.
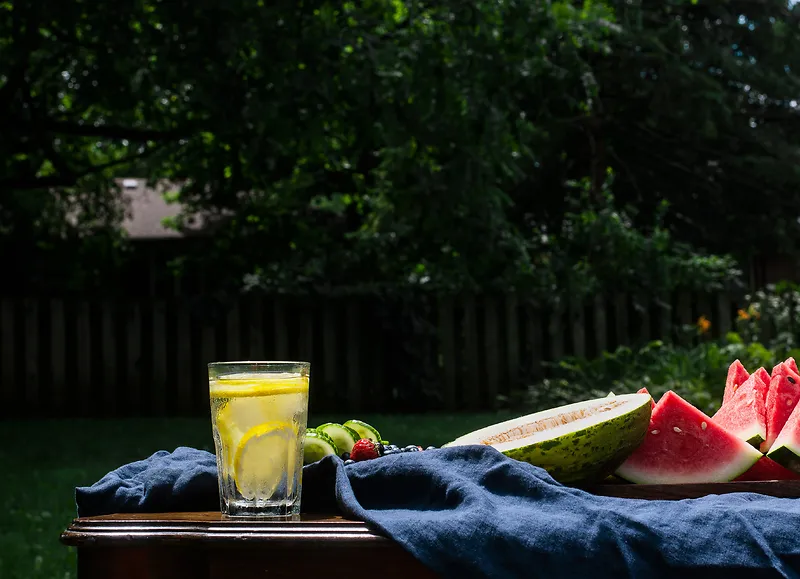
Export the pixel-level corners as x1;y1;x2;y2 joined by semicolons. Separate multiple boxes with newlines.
0;292;745;418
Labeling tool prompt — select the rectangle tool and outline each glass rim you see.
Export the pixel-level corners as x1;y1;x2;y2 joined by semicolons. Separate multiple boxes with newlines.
208;360;310;368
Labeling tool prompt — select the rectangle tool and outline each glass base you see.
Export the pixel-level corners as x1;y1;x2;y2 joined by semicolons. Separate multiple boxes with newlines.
222;498;302;519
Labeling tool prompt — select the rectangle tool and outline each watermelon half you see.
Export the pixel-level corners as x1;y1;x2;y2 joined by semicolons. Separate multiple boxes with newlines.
767;394;800;473
615;391;762;484
711;372;767;447
734;456;800;482
722;360;750;405
763;363;800;453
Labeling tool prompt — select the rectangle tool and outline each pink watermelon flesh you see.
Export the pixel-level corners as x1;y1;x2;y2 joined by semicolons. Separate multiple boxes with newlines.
615;391;762;484
766;392;800;473
734;456;800;482
637;387;656;409
712;372;767;447
723;360;750;405
785;357;799;375
754;366;771;388
762;363;800;453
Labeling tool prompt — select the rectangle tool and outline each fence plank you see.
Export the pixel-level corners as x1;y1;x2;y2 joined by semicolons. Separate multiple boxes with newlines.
438;297;457;410
484;297;500;409
505;294;520;393
615;294;629;346
75;300;92;414
226;303;241;361
716;293;732;338
126;302;142;415
593;295;607;355
525;302;544;380
101;300;117;415
322;304;338;409
570;299;586;358
346;302;362;412
0;299;14;412
548;303;564;362
636;294;651;343
24;299;39;409
274;300;288;359
462;294;480;410
201;318;216;381
176;305;192;414
50;298;66;412
657;293;672;343
248;298;265;359
152;300;167;416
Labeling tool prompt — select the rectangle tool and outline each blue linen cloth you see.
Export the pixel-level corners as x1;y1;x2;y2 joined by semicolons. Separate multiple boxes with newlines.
75;445;800;578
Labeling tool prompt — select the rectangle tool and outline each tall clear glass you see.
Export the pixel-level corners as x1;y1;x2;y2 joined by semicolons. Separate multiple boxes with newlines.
208;361;310;518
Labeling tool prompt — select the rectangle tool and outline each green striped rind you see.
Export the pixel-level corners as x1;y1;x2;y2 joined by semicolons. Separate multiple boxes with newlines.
343;420;381;443
502;401;652;484
316;423;360;454
767;443;800;474
303;429;339;465
616;445;760;484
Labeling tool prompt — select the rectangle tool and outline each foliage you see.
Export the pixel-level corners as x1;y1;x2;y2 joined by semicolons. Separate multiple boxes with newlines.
2;0;797;295
523;283;800;415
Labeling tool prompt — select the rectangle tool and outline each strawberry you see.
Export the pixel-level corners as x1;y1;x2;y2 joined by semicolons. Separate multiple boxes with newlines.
350;439;380;462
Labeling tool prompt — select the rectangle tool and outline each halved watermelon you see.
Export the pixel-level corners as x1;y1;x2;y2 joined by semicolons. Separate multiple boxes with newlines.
734;456;800;482
767;395;800;473
637;387;656;409
711;372;767;447
722;360;750;405
762;362;800;452
615;391;762;484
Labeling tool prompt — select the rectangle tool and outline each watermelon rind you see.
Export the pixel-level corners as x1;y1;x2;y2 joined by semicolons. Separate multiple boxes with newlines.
444;393;652;484
766;443;800;474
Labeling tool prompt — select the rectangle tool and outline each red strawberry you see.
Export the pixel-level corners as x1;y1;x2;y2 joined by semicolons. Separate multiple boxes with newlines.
350;439;380;462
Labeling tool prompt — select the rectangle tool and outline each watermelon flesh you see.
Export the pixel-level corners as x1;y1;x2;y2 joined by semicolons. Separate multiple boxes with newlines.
754;366;771;389
734;456;800;481
637;387;656;409
774;357;799;377
722;360;750;405
766;392;800;473
762;363;800;453
711;372;767;447
615;391;762;484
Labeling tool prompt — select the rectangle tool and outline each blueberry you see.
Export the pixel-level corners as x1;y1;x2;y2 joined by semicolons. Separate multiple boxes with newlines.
377;443;385;456
406;445;420;452
383;449;396;456
344;459;354;466
341;452;350;461
425;446;437;451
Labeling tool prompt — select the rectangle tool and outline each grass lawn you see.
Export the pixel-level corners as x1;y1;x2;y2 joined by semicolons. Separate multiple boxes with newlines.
0;411;516;579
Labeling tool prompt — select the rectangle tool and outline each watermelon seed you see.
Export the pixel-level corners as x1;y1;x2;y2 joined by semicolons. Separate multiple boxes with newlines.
701;422;707;430
650;429;659;435
788;399;794;406
789;376;797;384
673;427;682;433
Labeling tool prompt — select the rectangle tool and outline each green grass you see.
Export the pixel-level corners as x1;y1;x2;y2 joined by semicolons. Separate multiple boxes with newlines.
0;411;516;579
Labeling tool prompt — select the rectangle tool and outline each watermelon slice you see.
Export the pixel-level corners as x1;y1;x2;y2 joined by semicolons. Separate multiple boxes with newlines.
785;357;799;375
767;395;800;473
762;363;800;452
637;387;656;409
711;372;768;447
615;391;762;484
734;456;800;481
722;360;750;405
754;366;771;388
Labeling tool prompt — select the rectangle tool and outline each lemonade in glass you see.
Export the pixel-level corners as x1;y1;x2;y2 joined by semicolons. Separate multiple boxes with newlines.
208;361;310;518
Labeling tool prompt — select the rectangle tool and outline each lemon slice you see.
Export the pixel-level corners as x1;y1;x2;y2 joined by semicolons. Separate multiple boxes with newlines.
210;373;309;399
233;421;296;500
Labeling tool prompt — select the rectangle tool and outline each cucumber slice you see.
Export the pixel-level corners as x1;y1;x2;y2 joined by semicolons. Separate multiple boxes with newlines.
316;423;360;454
343;419;381;443
303;429;339;465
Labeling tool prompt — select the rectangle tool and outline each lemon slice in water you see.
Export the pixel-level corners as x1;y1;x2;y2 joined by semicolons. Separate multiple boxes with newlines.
233;421;296;500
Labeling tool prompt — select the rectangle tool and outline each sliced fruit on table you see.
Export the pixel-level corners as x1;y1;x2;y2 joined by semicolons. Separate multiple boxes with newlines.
342;419;382;443
712;371;768;447
754;366;771;388
234;421;296;499
723;359;750;405
763;362;800;453
615;390;762;484
315;423;360;455
350;438;381;462
773;357;799;377
766;393;800;473
443;393;652;484
734;456;800;482
303;428;340;465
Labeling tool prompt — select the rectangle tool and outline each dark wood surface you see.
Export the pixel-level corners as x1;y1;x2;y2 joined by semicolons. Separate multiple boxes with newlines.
62;512;440;579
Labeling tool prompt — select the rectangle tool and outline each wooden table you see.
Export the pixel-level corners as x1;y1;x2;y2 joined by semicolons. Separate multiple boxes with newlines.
61;512;440;579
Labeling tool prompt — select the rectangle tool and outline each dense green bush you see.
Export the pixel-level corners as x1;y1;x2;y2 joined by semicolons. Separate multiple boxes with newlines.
522;283;800;415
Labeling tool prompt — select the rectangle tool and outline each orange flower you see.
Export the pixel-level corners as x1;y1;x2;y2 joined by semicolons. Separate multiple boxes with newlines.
697;315;711;334
737;309;749;321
